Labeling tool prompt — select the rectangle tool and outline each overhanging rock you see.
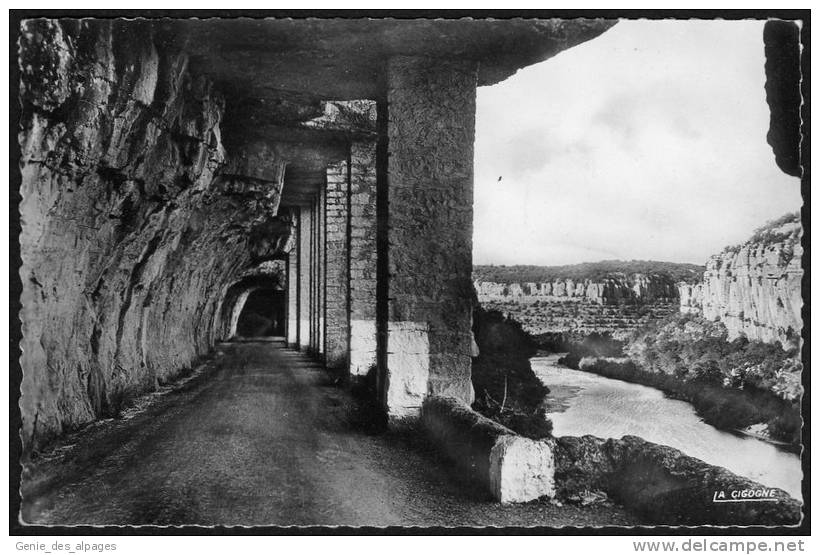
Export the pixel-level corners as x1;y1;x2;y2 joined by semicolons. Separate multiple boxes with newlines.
17;15;617;450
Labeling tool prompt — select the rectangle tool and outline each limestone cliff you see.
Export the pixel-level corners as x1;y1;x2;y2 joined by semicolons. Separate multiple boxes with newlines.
678;213;803;347
475;274;680;305
16;20;356;451
473;267;697;337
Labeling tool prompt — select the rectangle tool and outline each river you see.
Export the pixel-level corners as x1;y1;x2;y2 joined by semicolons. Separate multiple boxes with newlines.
532;354;803;500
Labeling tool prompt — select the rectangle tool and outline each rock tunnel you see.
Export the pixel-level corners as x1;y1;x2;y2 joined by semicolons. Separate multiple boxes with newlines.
19;17;619;451
236;289;286;338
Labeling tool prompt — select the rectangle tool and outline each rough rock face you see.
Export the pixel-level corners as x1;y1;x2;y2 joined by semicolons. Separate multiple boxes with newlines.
555;435;801;526
475;274;679;305
475;274;681;337
17;20;299;450
764;20;803;178
678;216;803;347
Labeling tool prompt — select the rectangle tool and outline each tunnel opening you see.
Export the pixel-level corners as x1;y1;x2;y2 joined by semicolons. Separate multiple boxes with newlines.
236;288;286;338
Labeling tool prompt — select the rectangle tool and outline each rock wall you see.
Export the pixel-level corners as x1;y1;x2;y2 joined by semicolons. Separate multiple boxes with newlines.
677;217;803;347
18;20;295;450
475;274;680;337
475;274;679;305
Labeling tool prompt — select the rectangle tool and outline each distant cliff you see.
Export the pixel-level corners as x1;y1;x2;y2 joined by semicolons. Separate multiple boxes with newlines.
475;274;681;305
678;213;803;347
474;261;703;337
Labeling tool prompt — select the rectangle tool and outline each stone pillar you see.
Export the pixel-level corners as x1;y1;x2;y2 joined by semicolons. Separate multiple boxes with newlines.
298;205;312;350
287;240;299;347
324;159;350;368
349;141;378;377
308;195;316;353
317;186;326;356
310;196;318;354
381;56;477;421
312;194;321;354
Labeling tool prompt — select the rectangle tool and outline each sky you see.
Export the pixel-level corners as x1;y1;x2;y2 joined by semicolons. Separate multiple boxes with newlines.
473;20;802;266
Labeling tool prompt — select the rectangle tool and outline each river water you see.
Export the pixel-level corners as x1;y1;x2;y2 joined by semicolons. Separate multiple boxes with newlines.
532;354;802;500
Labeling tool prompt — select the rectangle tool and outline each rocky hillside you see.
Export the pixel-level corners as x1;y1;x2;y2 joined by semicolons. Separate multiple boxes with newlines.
678;213;803;348
474;261;703;337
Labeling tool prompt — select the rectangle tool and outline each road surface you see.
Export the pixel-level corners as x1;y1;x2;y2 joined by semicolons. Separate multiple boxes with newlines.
21;341;640;527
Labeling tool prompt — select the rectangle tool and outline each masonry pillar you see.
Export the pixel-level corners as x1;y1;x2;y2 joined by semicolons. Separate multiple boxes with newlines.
317;186;326;357
298;205;312;350
349;141;378;378
310;196;319;354
324;160;350;368
287;234;299;347
380;56;477;421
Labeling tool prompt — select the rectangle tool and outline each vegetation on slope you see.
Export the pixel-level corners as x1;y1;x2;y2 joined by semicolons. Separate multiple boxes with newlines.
471;307;552;439
721;212;802;256
473;259;704;285
557;313;802;445
625;313;802;401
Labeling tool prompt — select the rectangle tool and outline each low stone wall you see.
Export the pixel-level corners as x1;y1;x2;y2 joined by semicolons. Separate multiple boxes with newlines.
421;398;801;523
555;435;802;526
421;396;555;503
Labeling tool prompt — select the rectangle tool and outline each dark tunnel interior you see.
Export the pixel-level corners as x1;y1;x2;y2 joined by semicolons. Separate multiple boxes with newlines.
237;288;287;337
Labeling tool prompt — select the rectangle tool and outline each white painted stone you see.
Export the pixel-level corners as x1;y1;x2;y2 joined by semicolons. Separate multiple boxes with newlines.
386;321;430;418
287;317;298;344
350;319;377;376
489;435;555;503
299;319;310;348
318;316;324;354
287;311;298;343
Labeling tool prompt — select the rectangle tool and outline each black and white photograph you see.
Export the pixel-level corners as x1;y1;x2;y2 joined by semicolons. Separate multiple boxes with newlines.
8;8;809;537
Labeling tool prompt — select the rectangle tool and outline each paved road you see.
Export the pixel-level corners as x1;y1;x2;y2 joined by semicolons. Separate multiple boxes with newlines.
21;342;640;527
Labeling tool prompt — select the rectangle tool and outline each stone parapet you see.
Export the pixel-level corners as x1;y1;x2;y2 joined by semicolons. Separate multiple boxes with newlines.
555;435;802;526
421;396;555;503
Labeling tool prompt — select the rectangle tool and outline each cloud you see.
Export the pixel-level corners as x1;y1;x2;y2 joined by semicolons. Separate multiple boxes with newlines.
473;20;802;267
590;86;704;144
497;128;555;177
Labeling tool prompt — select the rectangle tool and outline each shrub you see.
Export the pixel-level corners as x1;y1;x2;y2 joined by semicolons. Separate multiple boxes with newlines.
578;357;802;445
